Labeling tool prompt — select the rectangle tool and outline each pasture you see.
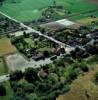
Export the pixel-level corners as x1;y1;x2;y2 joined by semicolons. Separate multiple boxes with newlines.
0;0;97;23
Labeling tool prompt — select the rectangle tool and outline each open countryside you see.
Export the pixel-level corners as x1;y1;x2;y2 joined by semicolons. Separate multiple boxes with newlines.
0;0;98;100
0;0;98;23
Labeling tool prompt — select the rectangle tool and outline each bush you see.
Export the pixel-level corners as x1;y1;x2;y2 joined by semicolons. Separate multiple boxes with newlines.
67;69;78;82
79;63;89;72
94;72;98;84
10;70;23;81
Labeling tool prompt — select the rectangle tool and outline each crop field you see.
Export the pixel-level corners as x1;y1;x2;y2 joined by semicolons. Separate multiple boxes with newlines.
0;37;17;56
0;0;98;23
0;0;53;22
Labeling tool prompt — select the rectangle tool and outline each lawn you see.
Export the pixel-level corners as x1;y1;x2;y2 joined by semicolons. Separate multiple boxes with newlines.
0;0;97;22
0;37;17;56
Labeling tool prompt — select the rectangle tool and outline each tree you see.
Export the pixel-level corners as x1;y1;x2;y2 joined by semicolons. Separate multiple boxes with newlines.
10;81;23;93
24;68;38;83
94;72;98;84
48;73;58;84
43;50;49;58
23;83;34;93
79;63;89;72
67;69;78;81
10;70;23;81
0;85;6;96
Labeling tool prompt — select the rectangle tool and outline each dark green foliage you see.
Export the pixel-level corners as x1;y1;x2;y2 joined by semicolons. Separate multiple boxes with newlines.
94;72;98;84
79;63;89;72
68;70;78;81
10;70;23;81
24;68;39;83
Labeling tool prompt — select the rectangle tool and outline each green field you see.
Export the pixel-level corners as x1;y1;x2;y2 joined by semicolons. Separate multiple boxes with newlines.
0;0;98;22
0;0;53;21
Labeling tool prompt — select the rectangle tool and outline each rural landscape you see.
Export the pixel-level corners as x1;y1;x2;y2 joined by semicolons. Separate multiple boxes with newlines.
0;0;98;100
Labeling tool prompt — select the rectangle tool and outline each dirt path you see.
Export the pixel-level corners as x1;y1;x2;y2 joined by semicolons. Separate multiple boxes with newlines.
57;65;98;100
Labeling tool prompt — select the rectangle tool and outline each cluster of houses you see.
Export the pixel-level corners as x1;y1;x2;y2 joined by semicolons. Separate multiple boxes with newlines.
38;25;98;59
69;29;98;59
11;31;66;61
26;40;66;61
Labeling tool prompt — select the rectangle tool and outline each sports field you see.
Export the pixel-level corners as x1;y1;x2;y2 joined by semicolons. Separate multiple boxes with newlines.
0;0;98;22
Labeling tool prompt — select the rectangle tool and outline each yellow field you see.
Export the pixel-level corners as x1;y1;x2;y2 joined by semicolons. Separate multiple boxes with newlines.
0;37;17;56
57;65;98;100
